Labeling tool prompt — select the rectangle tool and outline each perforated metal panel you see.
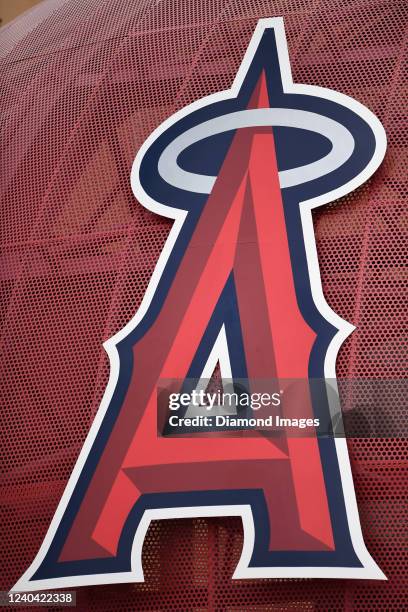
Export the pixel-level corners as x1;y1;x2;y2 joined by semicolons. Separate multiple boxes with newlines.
0;1;406;610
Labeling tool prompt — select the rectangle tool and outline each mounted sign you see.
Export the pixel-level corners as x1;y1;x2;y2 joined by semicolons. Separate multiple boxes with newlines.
15;17;386;591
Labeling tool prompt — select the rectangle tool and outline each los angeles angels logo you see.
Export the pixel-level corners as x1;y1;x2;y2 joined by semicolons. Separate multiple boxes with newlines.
15;18;387;591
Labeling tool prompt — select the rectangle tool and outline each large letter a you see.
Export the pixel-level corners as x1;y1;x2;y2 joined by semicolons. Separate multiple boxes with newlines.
14;18;386;591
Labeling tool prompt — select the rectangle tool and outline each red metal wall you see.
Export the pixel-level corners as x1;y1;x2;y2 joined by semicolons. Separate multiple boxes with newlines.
1;1;406;609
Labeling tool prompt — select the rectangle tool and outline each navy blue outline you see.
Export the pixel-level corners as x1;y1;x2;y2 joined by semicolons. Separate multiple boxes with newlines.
31;27;380;582
163;272;251;436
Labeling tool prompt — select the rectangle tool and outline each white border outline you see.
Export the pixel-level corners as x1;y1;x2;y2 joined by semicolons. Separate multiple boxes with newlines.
13;17;387;592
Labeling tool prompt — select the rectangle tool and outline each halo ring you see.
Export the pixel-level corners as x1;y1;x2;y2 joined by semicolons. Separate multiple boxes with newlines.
158;108;355;193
